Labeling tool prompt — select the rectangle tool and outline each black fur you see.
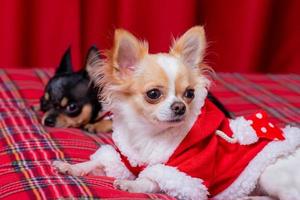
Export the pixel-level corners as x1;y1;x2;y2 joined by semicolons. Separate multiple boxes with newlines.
55;47;73;75
207;91;232;118
40;47;102;127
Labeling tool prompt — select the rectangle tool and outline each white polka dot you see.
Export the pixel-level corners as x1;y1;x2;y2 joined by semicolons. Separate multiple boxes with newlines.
248;120;253;125
268;122;274;128
256;113;263;119
261;127;267;133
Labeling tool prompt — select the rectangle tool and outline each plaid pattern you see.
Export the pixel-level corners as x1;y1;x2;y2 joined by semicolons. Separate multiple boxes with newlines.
0;69;299;199
212;73;300;127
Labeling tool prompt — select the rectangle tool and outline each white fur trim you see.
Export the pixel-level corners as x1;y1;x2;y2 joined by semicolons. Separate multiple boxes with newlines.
90;145;135;180
230;117;259;145
139;164;208;200
215;126;300;200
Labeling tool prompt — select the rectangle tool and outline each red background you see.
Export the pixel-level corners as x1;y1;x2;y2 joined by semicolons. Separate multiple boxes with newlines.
0;0;299;73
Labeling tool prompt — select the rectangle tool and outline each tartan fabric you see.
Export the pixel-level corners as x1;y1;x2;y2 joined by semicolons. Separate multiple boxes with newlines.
0;69;299;199
212;73;300;127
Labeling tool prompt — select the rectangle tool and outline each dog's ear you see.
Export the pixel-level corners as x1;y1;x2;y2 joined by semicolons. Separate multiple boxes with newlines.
170;26;206;68
85;45;100;72
56;47;73;75
112;29;148;77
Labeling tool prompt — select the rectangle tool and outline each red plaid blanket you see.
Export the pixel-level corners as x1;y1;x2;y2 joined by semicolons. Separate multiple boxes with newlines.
0;69;299;199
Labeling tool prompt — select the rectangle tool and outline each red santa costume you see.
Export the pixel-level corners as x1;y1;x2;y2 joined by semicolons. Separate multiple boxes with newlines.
92;100;300;199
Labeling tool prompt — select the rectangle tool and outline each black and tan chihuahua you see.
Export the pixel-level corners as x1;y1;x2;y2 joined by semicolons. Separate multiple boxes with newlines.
40;46;112;133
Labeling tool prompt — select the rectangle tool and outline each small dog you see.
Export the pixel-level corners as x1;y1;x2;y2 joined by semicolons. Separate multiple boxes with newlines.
54;27;300;200
40;47;112;133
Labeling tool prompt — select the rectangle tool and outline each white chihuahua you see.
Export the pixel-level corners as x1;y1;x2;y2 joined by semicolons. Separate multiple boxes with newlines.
54;27;300;200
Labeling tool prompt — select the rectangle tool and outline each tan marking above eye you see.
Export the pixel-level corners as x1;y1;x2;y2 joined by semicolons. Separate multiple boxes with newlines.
60;97;69;107
56;104;92;128
44;92;50;101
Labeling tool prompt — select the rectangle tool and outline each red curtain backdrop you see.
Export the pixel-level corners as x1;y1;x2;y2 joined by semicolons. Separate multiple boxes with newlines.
0;0;299;73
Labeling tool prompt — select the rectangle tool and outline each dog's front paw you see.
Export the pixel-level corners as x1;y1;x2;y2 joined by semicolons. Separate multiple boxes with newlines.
53;161;86;176
114;179;159;193
84;123;98;133
84;120;112;133
114;180;137;192
53;161;72;174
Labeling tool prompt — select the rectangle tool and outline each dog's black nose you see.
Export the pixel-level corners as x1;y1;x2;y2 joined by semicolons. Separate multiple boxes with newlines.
171;102;186;116
44;117;56;127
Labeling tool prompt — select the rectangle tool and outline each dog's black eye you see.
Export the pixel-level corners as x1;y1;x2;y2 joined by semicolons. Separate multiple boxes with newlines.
184;89;195;99
66;103;78;113
145;89;162;103
147;89;161;99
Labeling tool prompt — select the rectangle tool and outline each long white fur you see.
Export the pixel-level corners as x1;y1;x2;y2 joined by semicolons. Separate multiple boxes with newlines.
54;51;210;199
112;54;208;166
53;27;300;200
259;146;300;200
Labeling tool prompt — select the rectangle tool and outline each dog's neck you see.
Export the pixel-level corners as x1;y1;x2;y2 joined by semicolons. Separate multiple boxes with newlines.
110;100;203;167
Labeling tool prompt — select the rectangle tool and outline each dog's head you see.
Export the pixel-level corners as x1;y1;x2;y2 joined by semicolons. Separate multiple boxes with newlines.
89;26;210;131
40;47;102;128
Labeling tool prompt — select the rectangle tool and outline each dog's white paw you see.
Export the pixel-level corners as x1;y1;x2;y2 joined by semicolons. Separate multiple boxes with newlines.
114;179;149;193
114;179;137;192
114;179;159;193
53;161;86;176
90;167;106;176
53;161;71;174
279;190;300;200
